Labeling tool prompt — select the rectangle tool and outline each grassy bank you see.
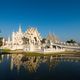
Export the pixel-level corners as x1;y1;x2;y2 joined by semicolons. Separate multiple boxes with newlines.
1;49;80;56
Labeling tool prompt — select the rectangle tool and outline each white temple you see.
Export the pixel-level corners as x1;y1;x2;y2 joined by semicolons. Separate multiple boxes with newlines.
2;25;66;53
2;25;42;51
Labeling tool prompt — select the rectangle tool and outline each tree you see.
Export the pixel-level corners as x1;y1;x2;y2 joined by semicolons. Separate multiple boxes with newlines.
66;39;76;44
41;38;46;44
0;37;3;47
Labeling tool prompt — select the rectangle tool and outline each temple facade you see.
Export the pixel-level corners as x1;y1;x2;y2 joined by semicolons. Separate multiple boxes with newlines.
2;25;66;53
11;25;24;50
1;25;80;53
2;25;42;51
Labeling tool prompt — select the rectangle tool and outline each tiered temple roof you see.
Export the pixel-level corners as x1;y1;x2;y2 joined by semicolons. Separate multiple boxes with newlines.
46;33;60;43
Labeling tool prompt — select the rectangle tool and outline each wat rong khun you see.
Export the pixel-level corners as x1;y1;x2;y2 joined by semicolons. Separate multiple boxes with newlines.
0;25;80;54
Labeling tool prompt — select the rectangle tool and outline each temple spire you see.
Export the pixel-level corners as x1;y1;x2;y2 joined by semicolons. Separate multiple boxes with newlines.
18;24;22;32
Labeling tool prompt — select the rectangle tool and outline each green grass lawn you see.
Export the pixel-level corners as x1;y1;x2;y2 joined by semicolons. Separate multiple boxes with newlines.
2;49;11;52
1;49;80;56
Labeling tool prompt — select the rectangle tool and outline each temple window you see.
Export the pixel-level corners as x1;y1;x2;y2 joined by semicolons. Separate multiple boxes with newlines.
34;37;37;42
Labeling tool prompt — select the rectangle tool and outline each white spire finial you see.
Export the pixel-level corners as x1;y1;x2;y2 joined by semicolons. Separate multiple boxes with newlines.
19;24;22;32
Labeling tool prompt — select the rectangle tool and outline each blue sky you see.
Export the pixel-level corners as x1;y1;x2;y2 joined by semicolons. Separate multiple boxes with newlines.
0;0;80;41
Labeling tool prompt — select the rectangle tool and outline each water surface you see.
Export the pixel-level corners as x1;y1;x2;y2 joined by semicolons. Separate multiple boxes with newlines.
0;53;80;80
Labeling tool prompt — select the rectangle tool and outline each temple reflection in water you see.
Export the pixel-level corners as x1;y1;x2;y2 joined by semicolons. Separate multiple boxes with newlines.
0;54;80;80
10;54;60;73
3;54;79;73
0;54;80;73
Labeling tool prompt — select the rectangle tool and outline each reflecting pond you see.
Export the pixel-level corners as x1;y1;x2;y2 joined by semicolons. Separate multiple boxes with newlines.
0;53;80;80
